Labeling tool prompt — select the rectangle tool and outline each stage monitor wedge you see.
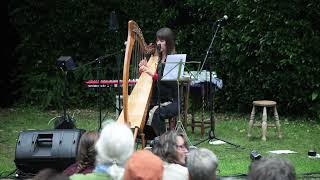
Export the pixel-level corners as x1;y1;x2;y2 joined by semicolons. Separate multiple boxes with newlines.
14;129;85;175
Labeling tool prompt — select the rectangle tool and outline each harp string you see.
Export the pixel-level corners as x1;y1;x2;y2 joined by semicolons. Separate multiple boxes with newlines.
129;34;144;93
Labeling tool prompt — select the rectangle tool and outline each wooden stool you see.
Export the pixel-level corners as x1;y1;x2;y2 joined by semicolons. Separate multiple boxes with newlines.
248;100;282;141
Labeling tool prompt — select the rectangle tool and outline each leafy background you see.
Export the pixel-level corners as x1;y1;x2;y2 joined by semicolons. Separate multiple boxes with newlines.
4;0;320;119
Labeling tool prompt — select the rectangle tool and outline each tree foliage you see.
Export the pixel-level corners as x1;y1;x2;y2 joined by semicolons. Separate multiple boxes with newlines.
7;0;320;119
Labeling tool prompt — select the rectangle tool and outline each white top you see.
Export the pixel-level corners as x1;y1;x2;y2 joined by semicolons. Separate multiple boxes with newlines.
162;162;189;180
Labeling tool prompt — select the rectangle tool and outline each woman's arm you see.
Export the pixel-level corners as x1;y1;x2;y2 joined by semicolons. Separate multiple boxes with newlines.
139;57;158;80
139;65;158;80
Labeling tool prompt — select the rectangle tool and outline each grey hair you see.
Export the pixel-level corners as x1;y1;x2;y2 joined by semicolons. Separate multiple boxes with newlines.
152;130;188;165
95;122;134;180
248;158;296;180
187;148;218;180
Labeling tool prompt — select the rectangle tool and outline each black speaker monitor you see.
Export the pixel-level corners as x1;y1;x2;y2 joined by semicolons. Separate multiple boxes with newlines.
14;129;85;175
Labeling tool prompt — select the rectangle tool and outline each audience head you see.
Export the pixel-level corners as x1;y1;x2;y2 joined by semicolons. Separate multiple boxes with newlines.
124;150;164;180
95;121;134;179
33;168;69;180
75;131;99;173
152;130;189;165
187;148;218;180
248;158;296;180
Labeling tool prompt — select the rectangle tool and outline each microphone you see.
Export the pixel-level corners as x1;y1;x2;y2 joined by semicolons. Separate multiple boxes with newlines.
156;44;162;64
157;44;161;54
157;44;162;68
217;15;228;22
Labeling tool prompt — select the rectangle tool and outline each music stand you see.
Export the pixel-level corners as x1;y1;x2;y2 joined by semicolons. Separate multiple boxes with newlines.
161;54;193;145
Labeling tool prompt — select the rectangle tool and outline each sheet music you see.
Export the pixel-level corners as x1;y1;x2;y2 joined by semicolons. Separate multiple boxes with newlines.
184;70;223;89
161;54;186;81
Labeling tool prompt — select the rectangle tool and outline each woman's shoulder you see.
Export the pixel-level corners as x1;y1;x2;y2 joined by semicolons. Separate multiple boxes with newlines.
163;162;188;180
163;162;188;173
164;162;187;169
63;163;94;176
70;172;112;180
63;163;78;176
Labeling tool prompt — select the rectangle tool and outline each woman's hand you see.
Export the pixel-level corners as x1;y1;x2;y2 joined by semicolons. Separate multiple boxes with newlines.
139;58;148;67
139;65;146;73
139;65;154;77
139;58;149;74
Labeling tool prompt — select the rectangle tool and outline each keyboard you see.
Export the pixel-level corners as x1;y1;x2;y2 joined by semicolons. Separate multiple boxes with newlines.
84;79;137;88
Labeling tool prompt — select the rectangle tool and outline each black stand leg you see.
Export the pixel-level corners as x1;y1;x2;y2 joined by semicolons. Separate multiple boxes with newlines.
54;69;75;129
98;10;121;130
116;52;121;118
110;10;122;119
63;71;68;121
96;59;102;131
156;45;162;135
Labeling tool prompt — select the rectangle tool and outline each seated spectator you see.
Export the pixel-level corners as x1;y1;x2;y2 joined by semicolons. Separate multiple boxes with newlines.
152;130;189;180
248;158;296;180
187;148;218;180
63;131;99;176
33;168;69;180
124;150;164;180
70;121;134;180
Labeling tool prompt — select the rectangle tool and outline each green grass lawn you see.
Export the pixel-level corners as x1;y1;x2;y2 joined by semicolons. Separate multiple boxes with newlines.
0;107;320;179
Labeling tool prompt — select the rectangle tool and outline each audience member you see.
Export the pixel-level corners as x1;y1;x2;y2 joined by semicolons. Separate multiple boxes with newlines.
248;158;296;180
152;130;189;180
187;148;218;180
70;121;134;180
63;131;99;176
33;168;69;180
124;150;164;180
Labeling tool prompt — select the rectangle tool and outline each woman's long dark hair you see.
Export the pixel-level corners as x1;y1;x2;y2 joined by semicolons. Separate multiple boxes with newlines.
156;27;176;55
75;131;99;173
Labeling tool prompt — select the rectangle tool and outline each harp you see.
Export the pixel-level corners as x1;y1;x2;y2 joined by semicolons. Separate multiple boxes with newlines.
117;20;158;146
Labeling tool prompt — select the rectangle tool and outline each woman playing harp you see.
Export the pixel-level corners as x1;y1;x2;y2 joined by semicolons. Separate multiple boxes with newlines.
117;21;178;143
139;27;179;138
117;20;158;143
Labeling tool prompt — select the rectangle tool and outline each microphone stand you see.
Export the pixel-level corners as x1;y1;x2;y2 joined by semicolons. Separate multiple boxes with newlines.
96;58;102;131
62;70;72;126
193;20;241;148
82;50;125;67
53;67;75;129
63;70;68;122
81;49;124;131
156;48;163;135
108;10;123;119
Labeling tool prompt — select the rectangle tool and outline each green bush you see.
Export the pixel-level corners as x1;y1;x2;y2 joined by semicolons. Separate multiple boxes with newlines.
8;0;320;119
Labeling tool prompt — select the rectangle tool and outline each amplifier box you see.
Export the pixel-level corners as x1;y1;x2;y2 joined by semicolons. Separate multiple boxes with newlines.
14;129;85;174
